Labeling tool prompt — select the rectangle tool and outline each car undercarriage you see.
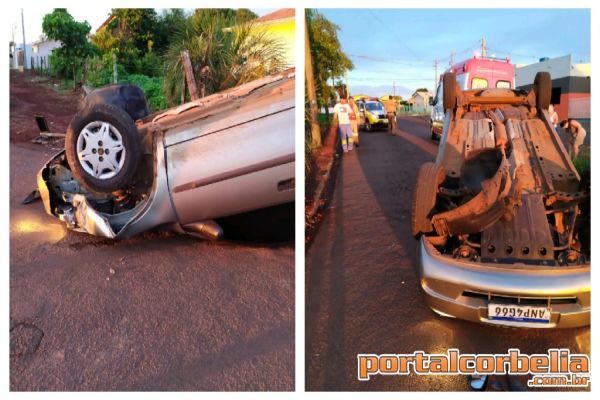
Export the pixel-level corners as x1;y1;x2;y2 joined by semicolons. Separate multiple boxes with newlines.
412;72;590;328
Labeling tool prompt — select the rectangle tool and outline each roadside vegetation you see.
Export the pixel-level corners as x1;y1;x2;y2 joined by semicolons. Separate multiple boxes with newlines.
305;9;353;173
39;8;284;112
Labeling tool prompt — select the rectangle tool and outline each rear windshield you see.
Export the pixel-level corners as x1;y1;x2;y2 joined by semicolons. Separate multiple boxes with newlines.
496;80;511;89
471;77;488;89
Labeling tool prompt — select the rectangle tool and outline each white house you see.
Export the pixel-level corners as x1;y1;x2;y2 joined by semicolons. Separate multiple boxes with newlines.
10;39;60;70
408;89;433;112
10;43;32;69
30;39;61;69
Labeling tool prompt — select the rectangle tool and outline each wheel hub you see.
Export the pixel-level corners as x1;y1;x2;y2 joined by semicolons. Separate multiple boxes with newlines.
76;120;126;180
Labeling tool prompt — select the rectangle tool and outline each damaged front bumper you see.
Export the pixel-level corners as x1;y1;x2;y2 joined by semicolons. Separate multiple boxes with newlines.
418;236;590;328
37;134;178;239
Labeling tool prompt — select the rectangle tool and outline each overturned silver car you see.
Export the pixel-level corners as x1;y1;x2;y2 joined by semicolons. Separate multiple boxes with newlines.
412;71;590;328
37;70;295;240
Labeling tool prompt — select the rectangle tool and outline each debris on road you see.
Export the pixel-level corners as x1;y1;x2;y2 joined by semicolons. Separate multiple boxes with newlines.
22;189;41;205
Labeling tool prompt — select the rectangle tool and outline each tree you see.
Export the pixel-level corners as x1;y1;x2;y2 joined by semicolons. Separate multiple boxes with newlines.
305;10;353;117
91;9;159;73
190;8;258;25
153;9;188;54
42;9;96;80
163;11;285;105
234;9;259;23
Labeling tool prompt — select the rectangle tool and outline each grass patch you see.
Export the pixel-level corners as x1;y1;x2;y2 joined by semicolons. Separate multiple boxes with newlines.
53;79;76;93
573;145;590;177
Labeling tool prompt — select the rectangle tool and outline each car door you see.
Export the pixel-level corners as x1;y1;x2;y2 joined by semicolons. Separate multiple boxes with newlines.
358;103;366;125
162;75;295;225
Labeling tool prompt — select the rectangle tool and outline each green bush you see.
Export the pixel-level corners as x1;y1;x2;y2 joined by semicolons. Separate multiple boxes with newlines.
573;146;591;177
120;74;168;112
85;52;126;87
81;52;167;113
129;51;162;77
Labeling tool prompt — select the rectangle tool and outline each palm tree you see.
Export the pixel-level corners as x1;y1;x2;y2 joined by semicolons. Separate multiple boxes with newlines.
163;12;286;105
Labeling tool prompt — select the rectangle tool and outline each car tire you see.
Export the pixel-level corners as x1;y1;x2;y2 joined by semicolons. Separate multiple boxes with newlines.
65;103;142;193
412;162;445;238
430;124;437;140
365;122;372;132
83;84;150;121
534;71;551;110
443;72;457;111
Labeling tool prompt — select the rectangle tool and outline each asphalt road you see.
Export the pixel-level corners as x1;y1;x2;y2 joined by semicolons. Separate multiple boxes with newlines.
10;142;294;391
305;116;590;391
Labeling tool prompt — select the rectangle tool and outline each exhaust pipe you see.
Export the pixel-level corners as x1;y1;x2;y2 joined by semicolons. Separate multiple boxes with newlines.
182;220;223;241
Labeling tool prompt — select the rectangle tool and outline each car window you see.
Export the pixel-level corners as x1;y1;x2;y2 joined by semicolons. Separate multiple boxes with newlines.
496;80;511;89
366;103;383;111
433;83;442;105
471;77;488;89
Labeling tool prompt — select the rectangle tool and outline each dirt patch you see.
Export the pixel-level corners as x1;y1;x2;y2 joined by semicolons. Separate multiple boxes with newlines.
10;322;44;356
10;70;80;142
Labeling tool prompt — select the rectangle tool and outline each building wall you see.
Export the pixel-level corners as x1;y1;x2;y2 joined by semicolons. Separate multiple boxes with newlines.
516;55;590;120
252;18;295;67
32;40;61;58
516;55;571;85
12;44;33;69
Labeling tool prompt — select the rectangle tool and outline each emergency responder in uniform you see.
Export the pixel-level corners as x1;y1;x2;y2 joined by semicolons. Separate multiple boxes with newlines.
348;96;360;147
548;104;559;128
333;96;354;153
560;119;587;159
384;95;397;134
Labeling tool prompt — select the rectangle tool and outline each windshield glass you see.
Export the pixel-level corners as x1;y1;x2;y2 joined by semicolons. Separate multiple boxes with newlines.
365;102;384;111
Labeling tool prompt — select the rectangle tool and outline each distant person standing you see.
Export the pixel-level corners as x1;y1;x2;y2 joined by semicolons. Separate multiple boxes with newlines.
384;95;397;134
560;119;587;159
348;97;360;147
549;104;559;128
333;96;354;153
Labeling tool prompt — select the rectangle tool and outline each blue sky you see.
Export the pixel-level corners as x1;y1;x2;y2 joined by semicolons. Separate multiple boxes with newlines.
319;8;590;98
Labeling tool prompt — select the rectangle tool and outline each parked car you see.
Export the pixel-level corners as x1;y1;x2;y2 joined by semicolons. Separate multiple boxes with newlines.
36;69;295;240
356;99;388;131
429;56;515;140
412;71;589;328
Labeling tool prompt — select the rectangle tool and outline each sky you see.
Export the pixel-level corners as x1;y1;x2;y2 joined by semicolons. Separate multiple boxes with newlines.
319;8;591;98
9;7;276;45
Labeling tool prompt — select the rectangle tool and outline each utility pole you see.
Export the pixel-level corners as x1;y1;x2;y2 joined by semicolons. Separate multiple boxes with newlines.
21;8;26;70
305;13;322;147
481;37;487;58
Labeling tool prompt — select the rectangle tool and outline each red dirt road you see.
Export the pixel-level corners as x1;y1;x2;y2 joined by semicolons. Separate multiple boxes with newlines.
9;70;80;142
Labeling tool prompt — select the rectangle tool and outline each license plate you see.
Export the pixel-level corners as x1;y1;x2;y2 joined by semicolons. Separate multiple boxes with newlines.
382;119;388;123
488;303;551;323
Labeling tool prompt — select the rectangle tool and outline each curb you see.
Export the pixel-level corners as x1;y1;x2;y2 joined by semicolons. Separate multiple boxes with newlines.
306;154;335;221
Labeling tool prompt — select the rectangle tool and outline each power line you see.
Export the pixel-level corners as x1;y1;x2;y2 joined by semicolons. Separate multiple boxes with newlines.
349;76;434;82
347;53;430;67
367;10;423;62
